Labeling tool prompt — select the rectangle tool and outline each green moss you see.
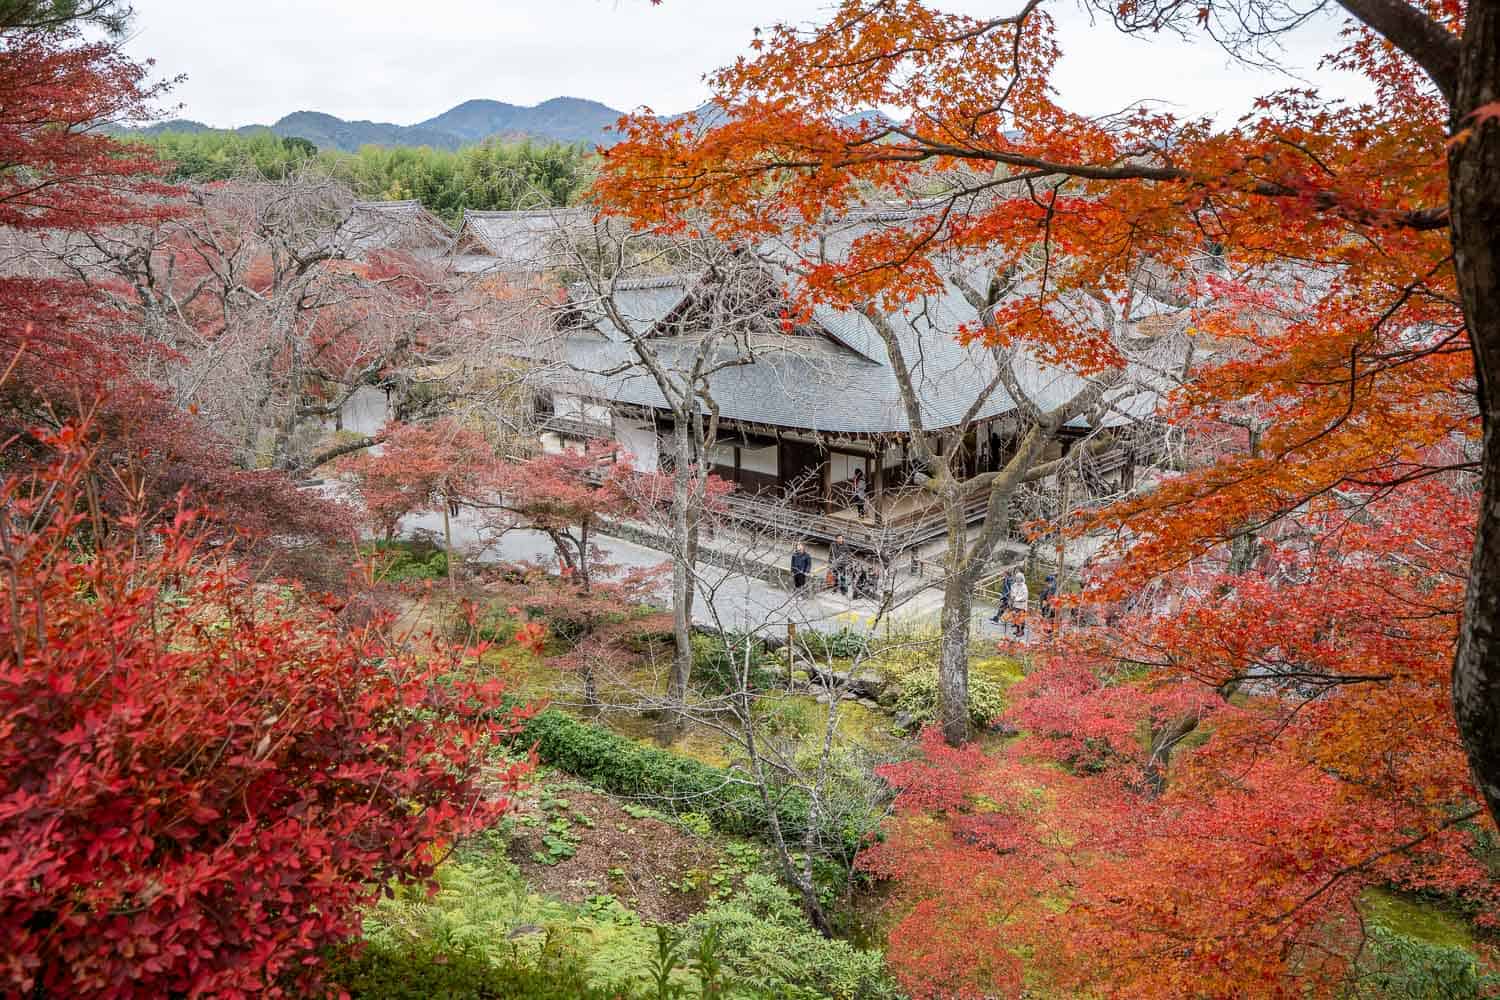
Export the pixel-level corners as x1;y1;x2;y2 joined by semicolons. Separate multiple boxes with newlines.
971;656;1025;686
1360;888;1475;950
480;643;560;703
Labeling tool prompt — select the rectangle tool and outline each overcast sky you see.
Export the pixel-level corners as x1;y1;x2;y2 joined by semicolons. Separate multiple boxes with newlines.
121;0;1373;128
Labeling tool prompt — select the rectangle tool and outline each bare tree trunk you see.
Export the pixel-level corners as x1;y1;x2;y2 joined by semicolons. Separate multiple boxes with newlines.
1450;7;1500;826
578;519;592;594
660;419;699;742
441;499;456;592
938;496;974;745
736;683;834;934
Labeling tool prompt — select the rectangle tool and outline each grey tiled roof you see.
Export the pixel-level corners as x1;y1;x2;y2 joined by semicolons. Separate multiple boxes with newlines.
536;272;1170;435
529;207;1180;435
338;200;456;258
453;207;593;270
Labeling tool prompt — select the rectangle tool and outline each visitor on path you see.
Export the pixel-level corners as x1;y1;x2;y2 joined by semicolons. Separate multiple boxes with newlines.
830;534;851;595
791;543;812;595
989;568;1015;624
1009;568;1029;639
851;468;869;518
1040;574;1059;627
853;556;880;600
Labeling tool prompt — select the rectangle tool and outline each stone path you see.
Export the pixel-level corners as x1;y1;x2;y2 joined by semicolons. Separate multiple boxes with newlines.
397;507;1016;638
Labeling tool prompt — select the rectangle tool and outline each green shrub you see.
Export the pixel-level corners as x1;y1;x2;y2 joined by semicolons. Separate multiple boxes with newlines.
796;627;869;661
362;539;448;582
516;710;862;860
892;669;1008;729
692;632;776;694
688;875;905;1000
1352;924;1500;999
332;938;622;999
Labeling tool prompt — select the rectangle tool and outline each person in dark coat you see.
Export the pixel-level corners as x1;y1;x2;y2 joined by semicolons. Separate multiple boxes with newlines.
829;534;851;595
791;543;812;594
990;569;1014;624
1040;574;1059;622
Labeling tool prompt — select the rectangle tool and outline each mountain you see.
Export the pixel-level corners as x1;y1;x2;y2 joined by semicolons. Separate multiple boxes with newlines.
415;97;622;145
112;99;892;153
109;97;628;152
262;111;463;151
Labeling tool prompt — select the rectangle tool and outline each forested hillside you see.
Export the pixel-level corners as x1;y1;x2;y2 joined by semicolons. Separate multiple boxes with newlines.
128;128;591;219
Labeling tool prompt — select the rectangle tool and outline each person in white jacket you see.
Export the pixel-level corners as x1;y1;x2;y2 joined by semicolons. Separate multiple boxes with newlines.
1008;569;1029;639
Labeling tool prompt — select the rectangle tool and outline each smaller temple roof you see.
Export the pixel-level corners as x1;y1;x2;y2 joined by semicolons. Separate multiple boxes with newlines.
337;199;456;259
451;207;593;271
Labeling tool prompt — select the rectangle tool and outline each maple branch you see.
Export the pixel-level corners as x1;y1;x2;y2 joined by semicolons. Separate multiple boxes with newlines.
1333;0;1459;106
299;434;382;473
1274;806;1482;923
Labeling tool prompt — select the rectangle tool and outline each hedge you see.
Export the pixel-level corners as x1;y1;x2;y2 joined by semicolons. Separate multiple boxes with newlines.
515;709;862;861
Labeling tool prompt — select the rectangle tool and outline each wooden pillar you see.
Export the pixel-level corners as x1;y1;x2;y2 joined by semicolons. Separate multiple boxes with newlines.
734;445;742;485
820;452;832;515
873;443;885;504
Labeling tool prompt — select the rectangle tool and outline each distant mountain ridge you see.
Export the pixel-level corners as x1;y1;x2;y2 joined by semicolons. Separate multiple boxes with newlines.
117;96;629;152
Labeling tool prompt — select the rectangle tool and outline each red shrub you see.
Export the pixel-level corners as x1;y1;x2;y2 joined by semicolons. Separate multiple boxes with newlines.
0;426;531;997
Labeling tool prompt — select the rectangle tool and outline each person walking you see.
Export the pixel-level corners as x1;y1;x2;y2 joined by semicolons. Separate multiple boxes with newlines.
829;533;851;595
1039;574;1059;630
851;468;869;519
791;543;812;595
989;568;1014;624
1008;568;1029;639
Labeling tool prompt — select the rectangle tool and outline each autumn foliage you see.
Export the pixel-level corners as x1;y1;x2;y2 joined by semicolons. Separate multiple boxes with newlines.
599;0;1497;994
0;424;530;996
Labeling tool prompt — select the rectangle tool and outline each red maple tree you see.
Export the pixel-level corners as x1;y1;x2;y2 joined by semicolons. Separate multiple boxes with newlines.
598;0;1499;993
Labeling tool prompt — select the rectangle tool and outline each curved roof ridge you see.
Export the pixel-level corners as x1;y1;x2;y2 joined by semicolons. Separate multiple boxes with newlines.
352;198;424;210
461;206;588;220
609;271;700;291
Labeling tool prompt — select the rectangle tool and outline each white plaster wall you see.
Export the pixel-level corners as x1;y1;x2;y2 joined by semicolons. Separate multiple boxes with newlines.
740;445;777;475
830;452;867;484
336;386;389;437
616;421;659;473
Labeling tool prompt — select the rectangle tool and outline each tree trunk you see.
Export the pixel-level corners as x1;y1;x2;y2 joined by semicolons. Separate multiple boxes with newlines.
1450;8;1500;827
578;519;592;594
441;499;456;592
938;563;974;746
660;418;698;742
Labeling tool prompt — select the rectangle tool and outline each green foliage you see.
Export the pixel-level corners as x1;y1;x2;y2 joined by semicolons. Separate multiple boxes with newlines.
692;632;776;694
358;839;660;994
646;926;691;1000
129;129;591;222
352;825;899;1000
333;937;619;1000
330;139;590;222
138;129;320;181
795;627;869;661
1350;924;1499;999
516;710;862;860
361;539;448;581
752;695;821;741
688;875;904;1000
891;668;1008;729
